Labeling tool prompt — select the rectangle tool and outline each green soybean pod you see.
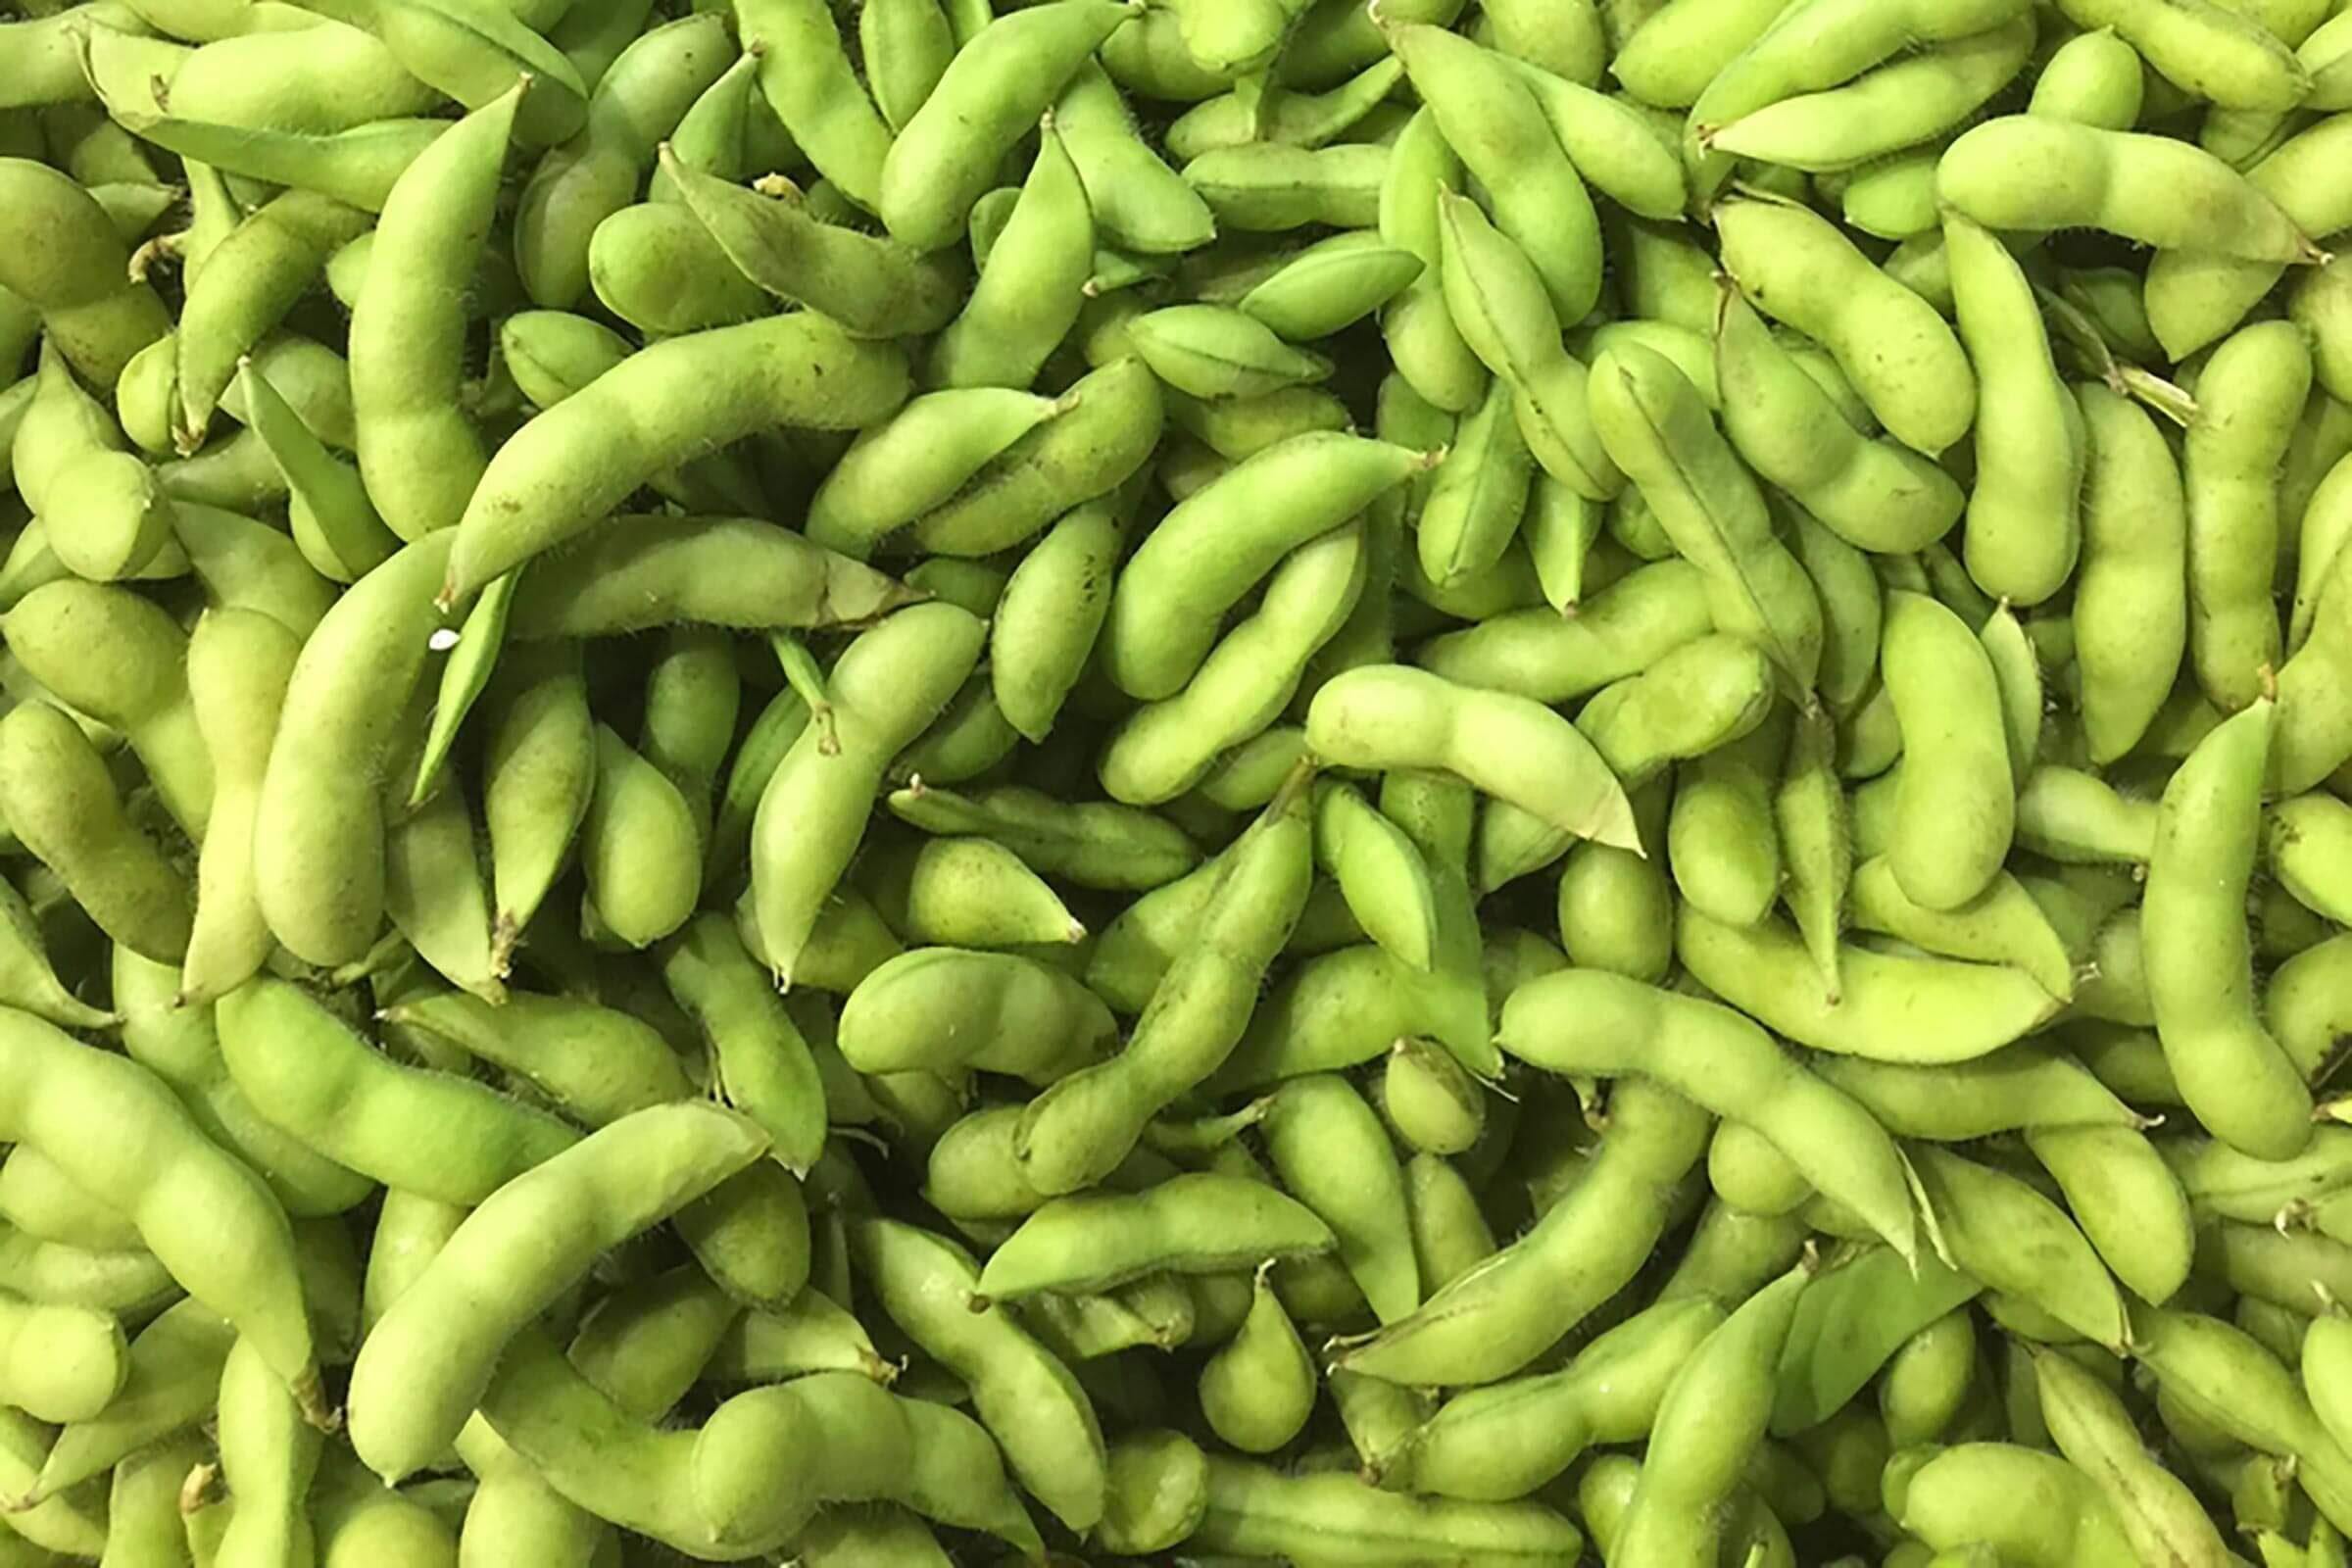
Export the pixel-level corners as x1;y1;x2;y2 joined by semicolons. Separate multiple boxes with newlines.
1126;303;1334;399
150;606;273;1001
1415;374;1532;590
749;603;985;984
2187;319;2311;710
587;200;772;334
1190;1453;1586;1562
1589;342;1824;693
662;154;963;339
1238;231;1423;343
849;1216;1105;1531
859;0;951;132
172;190;369;450
1879;590;2013;910
1332;1078;1708;1387
735;0;889;210
1260;1073;1417;1325
1316;781;1441;974
1715;196;1975;458
887;782;1202;892
660;911;826;1174
1677;903;2062;1061
1416;557;1712;703
636;625;736;845
0;156;171;387
1668;707;1788;929
1104;431;1422;699
1015;781;1312;1194
2270;794;2352;925
101;1427;212;1568
2274;553;2352;795
1383;1295;1721;1499
29;1298;232;1504
1433;186;1615;499
1198;1265;1315;1453
0;701;191;963
348;1102;768;1483
1879;1310;1976;1450
1100;525;1363;804
1714;286;1963;556
574;725;698;950
251;532;452;966
0;1405;107;1557
839;947;1114;1084
2034;1346;2232;1568
214;1330;323;1568
384;767;501;1003
1385;22;1600;323
0;871;105;1034
1053;62;1216;253
1551;772;1670;983
1612;1265;1814;1568
1943;114;2322;267
1381;1037;1485;1158
647;47;760;204
930;119;1091;392
1309;663;1640;853
1708;16;2035;175
1910;1145;2127;1349
991;493;1127;744
858;835;1087;950
2292;438;2352;656
1944;213;2083;607
110;953;369;1226
1773;709;1851;999
1847;858;2075;1002
2072;382;2189;763
237;355;400;586
2055;0;2309;109
2;580;208;837
974;1172;1336;1303
1166;55;1403;158
514;13;732;310
444;316;908;599
472;640;593;967
217;976;578;1204
1378;108;1485;415
0;1008;322;1417
2025;1122;2194;1307
2146;696;2316;1160
1502;968;1916;1261
1898;1441;2141;1564
907;356;1163;558
379;991;692;1129
877;0;1135;252
349;86;515;543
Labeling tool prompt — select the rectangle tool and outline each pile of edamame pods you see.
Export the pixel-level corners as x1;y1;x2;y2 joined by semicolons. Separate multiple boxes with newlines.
12;0;2352;1562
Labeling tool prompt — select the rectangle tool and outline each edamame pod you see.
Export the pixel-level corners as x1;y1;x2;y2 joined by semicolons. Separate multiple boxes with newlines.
1716;198;1975;457
444;315;909;600
1939;116;2322;262
2145;697;2316;1159
349;1102;767;1481
1591;342;1823;693
1310;663;1640;852
252;532;451;965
